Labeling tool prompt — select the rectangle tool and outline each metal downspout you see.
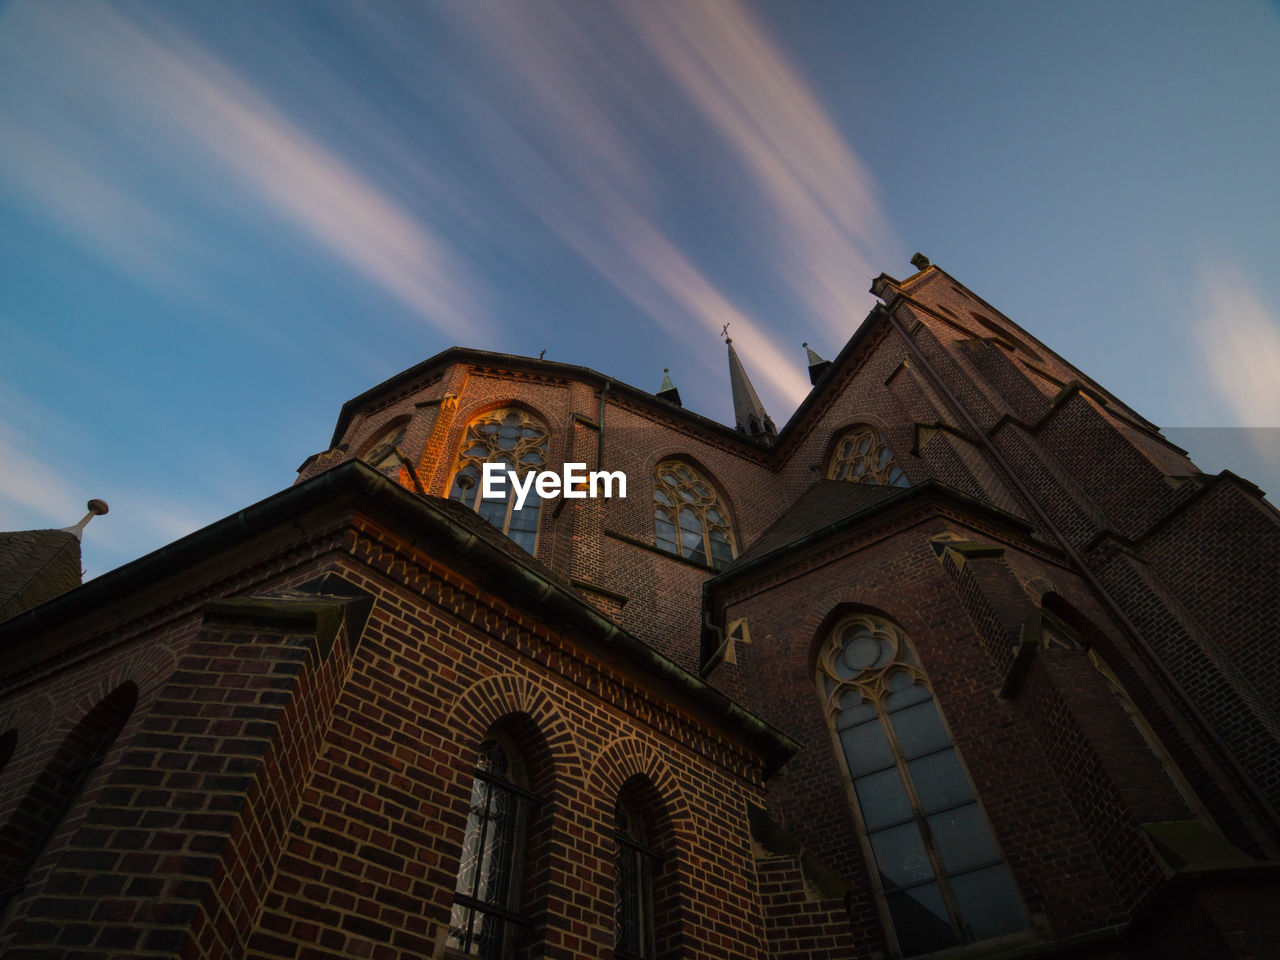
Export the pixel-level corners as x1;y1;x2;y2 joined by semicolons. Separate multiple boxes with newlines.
598;380;611;472
882;304;1280;833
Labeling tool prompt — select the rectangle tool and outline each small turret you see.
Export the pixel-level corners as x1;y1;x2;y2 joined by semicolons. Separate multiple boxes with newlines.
1;499;108;622
803;342;831;386
656;368;682;407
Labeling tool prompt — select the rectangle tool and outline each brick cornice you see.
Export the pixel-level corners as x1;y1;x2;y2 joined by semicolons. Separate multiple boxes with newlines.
344;518;780;784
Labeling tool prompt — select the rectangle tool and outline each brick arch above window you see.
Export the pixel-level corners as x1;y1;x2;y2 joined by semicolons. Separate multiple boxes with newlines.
445;672;586;790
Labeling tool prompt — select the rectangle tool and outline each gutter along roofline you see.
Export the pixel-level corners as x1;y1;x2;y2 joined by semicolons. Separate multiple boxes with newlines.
0;460;797;775
699;478;1043;669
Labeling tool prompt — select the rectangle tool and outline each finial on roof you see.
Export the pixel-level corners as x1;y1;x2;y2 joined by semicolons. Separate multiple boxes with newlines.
727;339;776;441
803;342;832;385
60;499;109;542
657;368;682;407
910;252;931;271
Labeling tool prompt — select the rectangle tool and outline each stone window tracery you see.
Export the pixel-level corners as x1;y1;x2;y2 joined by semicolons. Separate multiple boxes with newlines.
362;422;408;470
448;408;549;554
827;426;909;487
818;614;1026;956
447;737;535;959
653;461;735;569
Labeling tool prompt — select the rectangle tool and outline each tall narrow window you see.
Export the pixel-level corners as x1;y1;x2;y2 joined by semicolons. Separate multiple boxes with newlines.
448;408;549;553
653;461;735;569
819;614;1025;956
448;738;536;958
614;794;660;960
827;426;909;487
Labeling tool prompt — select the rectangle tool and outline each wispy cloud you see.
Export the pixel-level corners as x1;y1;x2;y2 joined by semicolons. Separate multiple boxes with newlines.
0;431;85;532
436;0;890;418
1194;264;1280;433
0;384;222;577
0;0;487;341
622;0;892;339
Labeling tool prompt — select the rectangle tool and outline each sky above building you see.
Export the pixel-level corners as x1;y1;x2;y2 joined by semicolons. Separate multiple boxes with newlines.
2;0;1278;579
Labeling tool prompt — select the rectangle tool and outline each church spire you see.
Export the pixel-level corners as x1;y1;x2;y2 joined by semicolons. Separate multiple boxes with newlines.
726;337;776;439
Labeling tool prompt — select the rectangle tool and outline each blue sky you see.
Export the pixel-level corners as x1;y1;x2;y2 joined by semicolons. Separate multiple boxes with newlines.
2;0;1278;579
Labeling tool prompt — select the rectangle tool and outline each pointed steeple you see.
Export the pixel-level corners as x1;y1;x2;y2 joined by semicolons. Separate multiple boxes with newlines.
803;342;831;385
726;338;776;439
656;368;682;407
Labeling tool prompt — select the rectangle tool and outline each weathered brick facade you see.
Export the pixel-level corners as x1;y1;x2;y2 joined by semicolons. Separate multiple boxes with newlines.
1;262;1277;958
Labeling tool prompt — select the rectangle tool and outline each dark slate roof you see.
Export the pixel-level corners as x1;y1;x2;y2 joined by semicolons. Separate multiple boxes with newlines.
431;495;566;579
730;480;909;568
0;529;81;622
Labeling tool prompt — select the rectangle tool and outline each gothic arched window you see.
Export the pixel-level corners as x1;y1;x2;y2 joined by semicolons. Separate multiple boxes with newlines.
827;426;909;487
362;421;408;470
447;737;535;959
448;408;549;554
653;461;735;569
818;614;1026;956
614;793;660;960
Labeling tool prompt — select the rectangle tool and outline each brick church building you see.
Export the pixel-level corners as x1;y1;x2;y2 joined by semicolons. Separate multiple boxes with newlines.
1;260;1278;958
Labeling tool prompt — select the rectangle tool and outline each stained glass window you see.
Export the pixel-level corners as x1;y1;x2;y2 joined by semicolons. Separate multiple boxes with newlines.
653;461;735;569
818;614;1026;955
448;408;549;554
447;739;533;959
614;795;658;960
827;426;909;487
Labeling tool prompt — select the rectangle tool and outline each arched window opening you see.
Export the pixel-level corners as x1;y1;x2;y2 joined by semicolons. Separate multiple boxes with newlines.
0;683;136;920
448;408;550;554
827;426;909;488
614;790;668;960
653;461;735;569
818;614;1025;956
447;736;539;959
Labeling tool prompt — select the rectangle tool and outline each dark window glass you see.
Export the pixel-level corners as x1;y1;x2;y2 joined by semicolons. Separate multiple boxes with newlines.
818;615;1027;955
447;740;534;959
827;426;910;487
652;461;735;569
448;409;548;554
615;796;659;960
